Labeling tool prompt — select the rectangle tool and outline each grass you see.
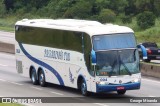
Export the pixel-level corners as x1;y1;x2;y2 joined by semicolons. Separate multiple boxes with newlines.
0;103;22;106
116;18;160;47
0;26;14;32
135;18;160;46
0;16;17;32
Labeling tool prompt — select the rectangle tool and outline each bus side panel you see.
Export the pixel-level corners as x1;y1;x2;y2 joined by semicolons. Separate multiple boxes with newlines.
15;43;91;88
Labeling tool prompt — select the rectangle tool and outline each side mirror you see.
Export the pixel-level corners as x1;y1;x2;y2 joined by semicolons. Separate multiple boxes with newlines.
91;49;96;65
89;50;97;74
137;45;148;59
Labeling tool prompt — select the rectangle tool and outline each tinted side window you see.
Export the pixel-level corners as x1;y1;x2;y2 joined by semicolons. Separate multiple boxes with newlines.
16;26;82;52
84;33;92;70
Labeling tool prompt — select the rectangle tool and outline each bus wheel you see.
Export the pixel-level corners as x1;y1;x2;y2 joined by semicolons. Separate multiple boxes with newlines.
117;90;126;95
38;70;46;87
81;79;89;96
31;69;38;85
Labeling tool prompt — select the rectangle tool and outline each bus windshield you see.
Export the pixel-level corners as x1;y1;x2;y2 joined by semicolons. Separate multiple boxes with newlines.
93;33;136;51
92;33;140;76
95;49;140;76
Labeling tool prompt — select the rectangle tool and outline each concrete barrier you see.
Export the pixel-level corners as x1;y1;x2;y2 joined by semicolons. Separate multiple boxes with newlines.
0;42;15;54
0;41;160;78
141;63;160;78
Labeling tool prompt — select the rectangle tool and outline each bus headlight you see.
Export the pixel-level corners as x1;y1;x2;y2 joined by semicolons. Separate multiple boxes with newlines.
132;78;141;83
97;81;109;85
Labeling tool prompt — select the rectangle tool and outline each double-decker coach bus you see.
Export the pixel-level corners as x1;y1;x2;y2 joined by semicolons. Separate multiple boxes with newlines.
15;19;141;96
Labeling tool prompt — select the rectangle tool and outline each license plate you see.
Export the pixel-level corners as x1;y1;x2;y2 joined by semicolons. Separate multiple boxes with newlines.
117;86;125;90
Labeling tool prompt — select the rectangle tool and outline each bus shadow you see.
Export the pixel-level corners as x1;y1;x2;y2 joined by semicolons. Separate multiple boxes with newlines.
23;80;132;100
47;82;82;95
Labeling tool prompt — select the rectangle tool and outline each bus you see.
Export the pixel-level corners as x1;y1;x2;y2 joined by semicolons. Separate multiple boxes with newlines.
15;19;141;96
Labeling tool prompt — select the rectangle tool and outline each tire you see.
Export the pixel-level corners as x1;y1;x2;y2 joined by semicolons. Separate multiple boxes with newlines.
117;90;126;95
81;79;89;96
38;70;47;87
143;59;151;62
31;69;38;85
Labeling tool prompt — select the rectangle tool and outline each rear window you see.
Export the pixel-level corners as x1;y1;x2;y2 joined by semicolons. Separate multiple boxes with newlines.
142;42;157;48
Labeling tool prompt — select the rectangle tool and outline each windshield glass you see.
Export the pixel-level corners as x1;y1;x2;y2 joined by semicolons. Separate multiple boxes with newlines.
95;49;140;76
93;33;136;51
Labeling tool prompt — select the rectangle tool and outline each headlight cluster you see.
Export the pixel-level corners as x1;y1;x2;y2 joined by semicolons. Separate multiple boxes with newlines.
131;78;141;83
96;81;109;85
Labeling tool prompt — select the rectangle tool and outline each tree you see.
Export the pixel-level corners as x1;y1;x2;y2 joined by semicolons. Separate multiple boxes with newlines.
134;0;154;14
136;11;156;29
98;9;116;23
153;0;160;16
63;0;93;19
0;0;6;17
4;0;14;11
125;0;137;15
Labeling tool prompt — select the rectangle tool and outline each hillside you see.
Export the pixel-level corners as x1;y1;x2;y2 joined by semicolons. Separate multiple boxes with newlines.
0;0;160;46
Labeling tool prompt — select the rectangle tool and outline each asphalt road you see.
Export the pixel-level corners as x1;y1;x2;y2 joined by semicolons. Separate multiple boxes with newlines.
0;52;160;106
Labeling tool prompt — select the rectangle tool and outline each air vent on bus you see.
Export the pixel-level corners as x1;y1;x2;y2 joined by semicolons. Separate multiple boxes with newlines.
16;60;23;74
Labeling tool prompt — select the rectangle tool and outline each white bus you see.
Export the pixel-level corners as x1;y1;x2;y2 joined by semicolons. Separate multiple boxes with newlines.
15;19;141;96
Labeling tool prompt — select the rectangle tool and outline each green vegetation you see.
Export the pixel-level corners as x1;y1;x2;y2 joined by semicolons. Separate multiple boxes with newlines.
136;18;160;46
0;0;160;45
136;11;156;29
0;103;22;106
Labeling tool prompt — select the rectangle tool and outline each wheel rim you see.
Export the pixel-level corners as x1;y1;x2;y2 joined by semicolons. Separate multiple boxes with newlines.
40;72;44;85
81;82;87;95
31;71;36;83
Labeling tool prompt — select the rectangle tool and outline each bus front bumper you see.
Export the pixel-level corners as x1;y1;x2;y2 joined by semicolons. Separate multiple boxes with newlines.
96;82;141;93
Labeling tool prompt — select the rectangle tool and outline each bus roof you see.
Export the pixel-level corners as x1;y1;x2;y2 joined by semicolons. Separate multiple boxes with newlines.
15;19;134;36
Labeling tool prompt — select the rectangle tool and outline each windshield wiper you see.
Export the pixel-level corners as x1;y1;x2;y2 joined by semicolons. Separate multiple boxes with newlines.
120;59;132;76
109;59;116;77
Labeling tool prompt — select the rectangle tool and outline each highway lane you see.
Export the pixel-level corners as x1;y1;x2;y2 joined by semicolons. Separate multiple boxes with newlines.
0;52;160;106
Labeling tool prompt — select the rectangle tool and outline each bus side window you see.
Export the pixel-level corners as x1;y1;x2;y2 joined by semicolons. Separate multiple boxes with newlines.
83;33;92;74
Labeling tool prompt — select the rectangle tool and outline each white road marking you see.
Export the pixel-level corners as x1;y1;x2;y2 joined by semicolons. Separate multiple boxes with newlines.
148;95;156;97
0;63;8;67
31;86;43;91
93;103;109;106
0;79;6;82
10;82;23;86
142;78;160;84
0;79;24;86
51;91;64;96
